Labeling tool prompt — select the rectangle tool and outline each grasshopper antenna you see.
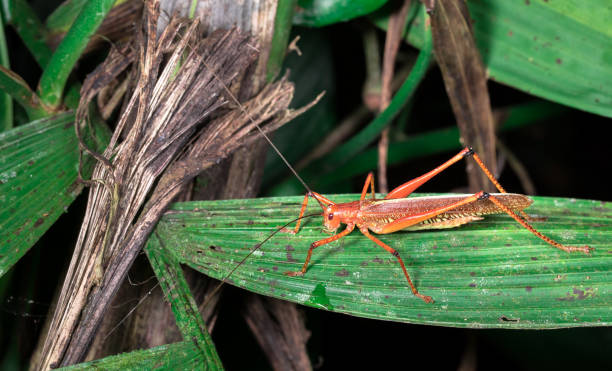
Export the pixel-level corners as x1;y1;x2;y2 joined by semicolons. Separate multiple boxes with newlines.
201;212;321;308
197;55;327;211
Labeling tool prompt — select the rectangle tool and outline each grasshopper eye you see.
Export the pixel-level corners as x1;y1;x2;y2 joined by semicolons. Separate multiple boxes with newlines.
328;213;334;220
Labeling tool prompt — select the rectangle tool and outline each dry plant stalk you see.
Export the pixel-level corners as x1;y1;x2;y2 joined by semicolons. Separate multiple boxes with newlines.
428;0;497;192
243;295;312;371
34;2;318;368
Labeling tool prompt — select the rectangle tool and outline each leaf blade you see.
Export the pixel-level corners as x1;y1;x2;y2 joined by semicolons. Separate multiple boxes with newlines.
0;113;109;277
155;195;612;329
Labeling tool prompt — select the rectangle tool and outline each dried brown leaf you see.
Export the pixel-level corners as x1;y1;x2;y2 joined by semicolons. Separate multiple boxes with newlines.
429;0;496;192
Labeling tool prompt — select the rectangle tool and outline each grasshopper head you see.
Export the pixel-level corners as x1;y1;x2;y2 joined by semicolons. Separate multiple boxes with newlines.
322;205;340;232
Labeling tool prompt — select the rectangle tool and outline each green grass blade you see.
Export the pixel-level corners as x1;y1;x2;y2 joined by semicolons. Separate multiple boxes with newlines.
0;112;109;277
146;235;223;369
58;340;213;370
155;194;612;329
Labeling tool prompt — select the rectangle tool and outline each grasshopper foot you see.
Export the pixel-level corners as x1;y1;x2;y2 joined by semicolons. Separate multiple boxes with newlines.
560;245;593;254
417;294;434;304
576;245;594;255
284;271;304;277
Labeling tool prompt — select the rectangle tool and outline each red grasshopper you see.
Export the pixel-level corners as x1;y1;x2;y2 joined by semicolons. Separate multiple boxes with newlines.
284;146;592;303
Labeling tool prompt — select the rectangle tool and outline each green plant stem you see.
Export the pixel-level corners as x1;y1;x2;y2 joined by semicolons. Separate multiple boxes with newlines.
37;0;115;109
2;0;53;67
188;0;198;19
0;65;48;119
267;0;297;81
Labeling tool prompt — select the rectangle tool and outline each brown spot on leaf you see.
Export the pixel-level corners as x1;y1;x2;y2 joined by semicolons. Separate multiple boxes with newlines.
335;269;349;277
33;218;45;228
525;286;533;293
285;245;294;251
556;287;595;301
508;30;513;37
556;58;562;64
470;272;476;277
531;257;538;261
372;257;383;264
554;274;566;282
246;220;254;225
28;160;34;165
286;252;297;263
469;283;476;288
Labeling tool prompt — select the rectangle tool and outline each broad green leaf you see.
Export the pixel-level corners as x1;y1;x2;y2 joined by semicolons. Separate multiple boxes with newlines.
372;0;612;117
59;340;215;370
155;195;611;329
0;112;109;277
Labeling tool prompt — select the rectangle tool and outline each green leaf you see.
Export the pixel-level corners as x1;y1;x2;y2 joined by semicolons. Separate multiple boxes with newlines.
145;236;223;369
0;13;13;131
372;0;612;117
294;0;388;27
0;112;109;277
45;0;89;33
154;194;611;329
59;340;216;370
2;0;53;67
